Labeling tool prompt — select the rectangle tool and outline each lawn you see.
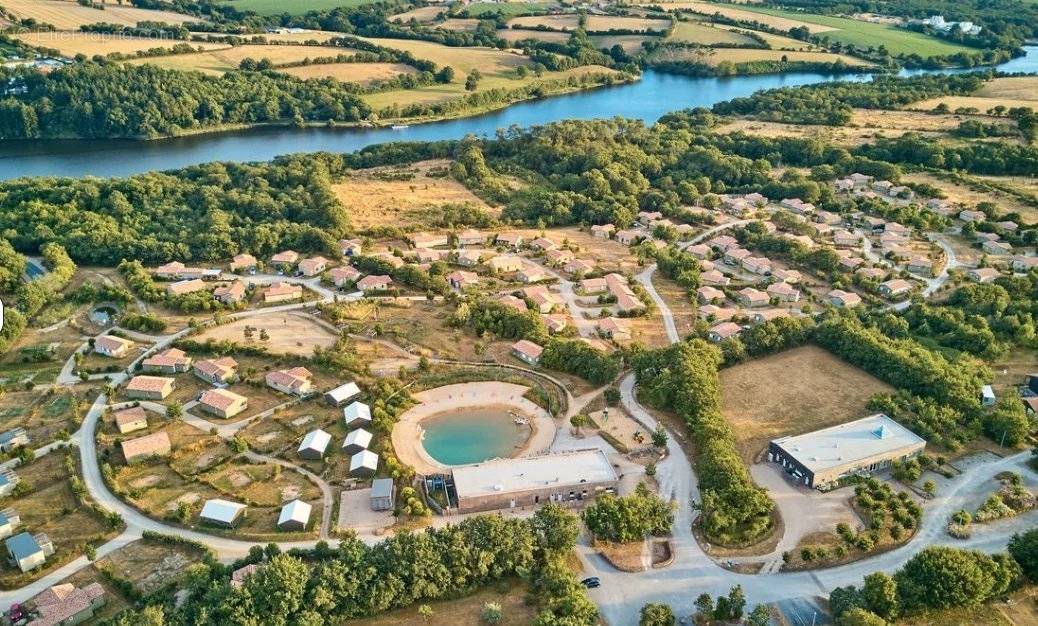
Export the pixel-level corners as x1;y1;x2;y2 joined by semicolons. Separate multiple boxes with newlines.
220;0;381;16
668;20;757;45
719;345;894;463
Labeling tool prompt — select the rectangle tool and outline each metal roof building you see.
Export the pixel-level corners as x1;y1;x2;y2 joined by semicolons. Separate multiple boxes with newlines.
350;450;379;477
277;499;312;531
325;382;362;406
343;401;372;427
370;478;395;511
342;428;373;455
768;413;926;489
297;429;332;460
199;499;247;528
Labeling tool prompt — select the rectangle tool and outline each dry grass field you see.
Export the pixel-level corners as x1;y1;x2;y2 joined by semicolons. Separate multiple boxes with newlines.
643;1;836;32
975;76;1038;102
588;34;657;52
362;37;530;75
246;30;347;44
351;582;537;626
506;14;580;30
2;0;197;28
125;44;359;75
720;345;894;463
389;6;445;23
195;311;339;356
507;14;670;32
439;18;481;31
496;28;571;44
913;96;1038;114
651;46;868;67
332;159;497;229
902;172;1038;222
12;31;229;58
280;62;417;84
668;20;755;45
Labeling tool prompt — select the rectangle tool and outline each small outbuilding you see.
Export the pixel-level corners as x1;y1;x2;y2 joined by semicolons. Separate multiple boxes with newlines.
370;478;395;511
0;428;29;453
981;384;996;407
199;499;247;528
350;450;379;477
297;429;332;460
277;499;312;531
342;428;373;455
325;382;362;407
114;406;149;434
6;531;52;572
343;401;372;428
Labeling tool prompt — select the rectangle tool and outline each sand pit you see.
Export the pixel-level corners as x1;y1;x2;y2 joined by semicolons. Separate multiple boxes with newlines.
391;382;556;475
196;312;337;356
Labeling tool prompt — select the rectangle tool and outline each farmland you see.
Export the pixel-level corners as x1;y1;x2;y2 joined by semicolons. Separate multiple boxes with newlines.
280;62;418;84
668;20;757;45
649;46;869;67
496;28;571;44
1;0;196;29
218;0;380;16
464;2;554;17
389;6;445;23
507;14;671;32
359;38;529;76
124;44;359;75
719;345;894;463
644;1;836;33
913;77;1038;113
12;31;230;58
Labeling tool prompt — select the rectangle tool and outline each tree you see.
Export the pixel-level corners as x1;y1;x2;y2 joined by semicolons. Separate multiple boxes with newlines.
725;585;746;620
166;401;183;420
895;546;1000;612
651;424;668;448
838;607;887;626
260;329;270;342
581;483;675;543
747;604;771;626
570;413;588;436
531;502;580;555
465;70;481;91
1009;528;1038;581
862;572;899;619
693;593;713;620
984;398;1032;447
418;604;433;621
639;603;675;626
481;602;502;624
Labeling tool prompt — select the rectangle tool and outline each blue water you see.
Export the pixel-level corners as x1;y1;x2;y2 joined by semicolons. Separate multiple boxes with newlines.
0;46;1032;181
422;408;529;465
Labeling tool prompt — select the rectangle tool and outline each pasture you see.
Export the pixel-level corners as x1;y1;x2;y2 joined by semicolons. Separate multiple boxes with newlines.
389;6;445;23
219;0;379;16
280;62;418;84
360;37;529;76
507;14;670;32
668;20;756;45
644;1;835;33
124;44;358;75
496;28;571;44
589;34;658;52
719;345;894;463
650;46;869;67
12;31;229;58
464;2;553;17
1;0;196;28
439;18;481;31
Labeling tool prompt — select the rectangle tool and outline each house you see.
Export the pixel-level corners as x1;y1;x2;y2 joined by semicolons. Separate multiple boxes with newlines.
193;357;238;385
1012;256;1038;273
857;267;887;281
707;321;742;343
339;239;363;257
615;290;646;314
597;317;631;342
141;348;192;374
230;564;260;589
879;279;913;298
229;254;257;273
266;367;314;396
815;210;842;225
524;286;563;313
370;478;395;511
443;270;478;291
780;198;815;215
907;256;934;277
154;261;189;279
982;240;1012;256
125;376;175;400
6;532;53;573
701;270;729;286
828;289;862;308
997;221;1019;232
357;275;393;291
766;282;800;302
544;314;569;333
487;255;524;273
697;286;725;304
277;499;312;532
197;389;248;419
637;211;663;224
329;266;362;288
270;250;300;268
751;309;790;324
456;229;486;247
579;277;608;294
968;267;1001;283
26;582;106;626
166;278;207;297
839;256;865;271
736;287;768;308
511;340;544;366
981;384;996;407
686;244;711;259
453;250;483;268
742;256;771;275
342;428;373;455
517;265;549;284
213;281;246;305
343;401;372;428
530;237;557;252
724;248;751;265
350;450;379;477
0;471;19;498
708;235;739;251
94;335;133;358
297;429;332;460
832;230;860;248
263;282;303;303
325;382;361;407
545;249;574;266
113;406;148;434
298;256;330;277
563;259;595;276
771;268;801;284
958;209;986;223
497;294;528;312
698;305;737;322
121;431;172;463
615;229;644;246
199;499;247;528
410;232;449;248
590;224;615;239
496;232;523;249
0;428;29;453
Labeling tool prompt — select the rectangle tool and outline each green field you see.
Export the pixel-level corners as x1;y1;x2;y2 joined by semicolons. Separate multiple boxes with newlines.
722;5;974;57
668;20;756;45
465;2;552;17
221;0;379;16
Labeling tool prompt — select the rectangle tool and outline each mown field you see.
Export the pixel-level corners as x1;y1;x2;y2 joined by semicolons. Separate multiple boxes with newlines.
642;1;836;33
13;31;230;58
464;1;554;17
280;61;417;84
668;20;756;45
1;0;196;28
912;76;1038;113
124;44;358;75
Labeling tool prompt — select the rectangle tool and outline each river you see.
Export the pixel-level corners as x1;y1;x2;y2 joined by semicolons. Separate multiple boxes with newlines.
0;46;1034;181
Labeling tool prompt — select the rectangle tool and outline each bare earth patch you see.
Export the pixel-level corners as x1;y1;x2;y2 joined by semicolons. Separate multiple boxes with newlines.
229;471;252;488
720;345;894;463
130;475;161;489
196;312;337;356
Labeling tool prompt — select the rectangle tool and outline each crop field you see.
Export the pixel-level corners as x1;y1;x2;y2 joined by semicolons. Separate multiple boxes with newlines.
360;38;529;75
1;0;197;28
975;76;1038;102
219;0;380;16
508;14;670;32
714;24;815;50
247;30;346;44
389;6;445;23
280;62;417;84
124;44;358;75
589;34;658;52
12;31;230;58
332;159;497;229
506;14;580;30
668;20;756;45
496;28;571;44
464;2;554;17
650;46;869;67
642;1;836;33
719;345;894;463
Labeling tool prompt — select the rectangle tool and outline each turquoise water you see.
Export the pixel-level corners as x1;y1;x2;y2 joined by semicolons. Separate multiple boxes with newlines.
422;408;530;466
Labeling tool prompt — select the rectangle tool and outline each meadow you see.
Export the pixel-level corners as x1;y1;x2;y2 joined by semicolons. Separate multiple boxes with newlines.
13;31;229;58
668;20;757;45
219;0;379;16
2;0;195;28
124;44;359;75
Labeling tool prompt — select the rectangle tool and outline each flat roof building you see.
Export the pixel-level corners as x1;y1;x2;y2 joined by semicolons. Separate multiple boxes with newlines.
199;499;247;528
768;414;926;489
277;499;312;531
451;448;619;514
370;478;395;511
